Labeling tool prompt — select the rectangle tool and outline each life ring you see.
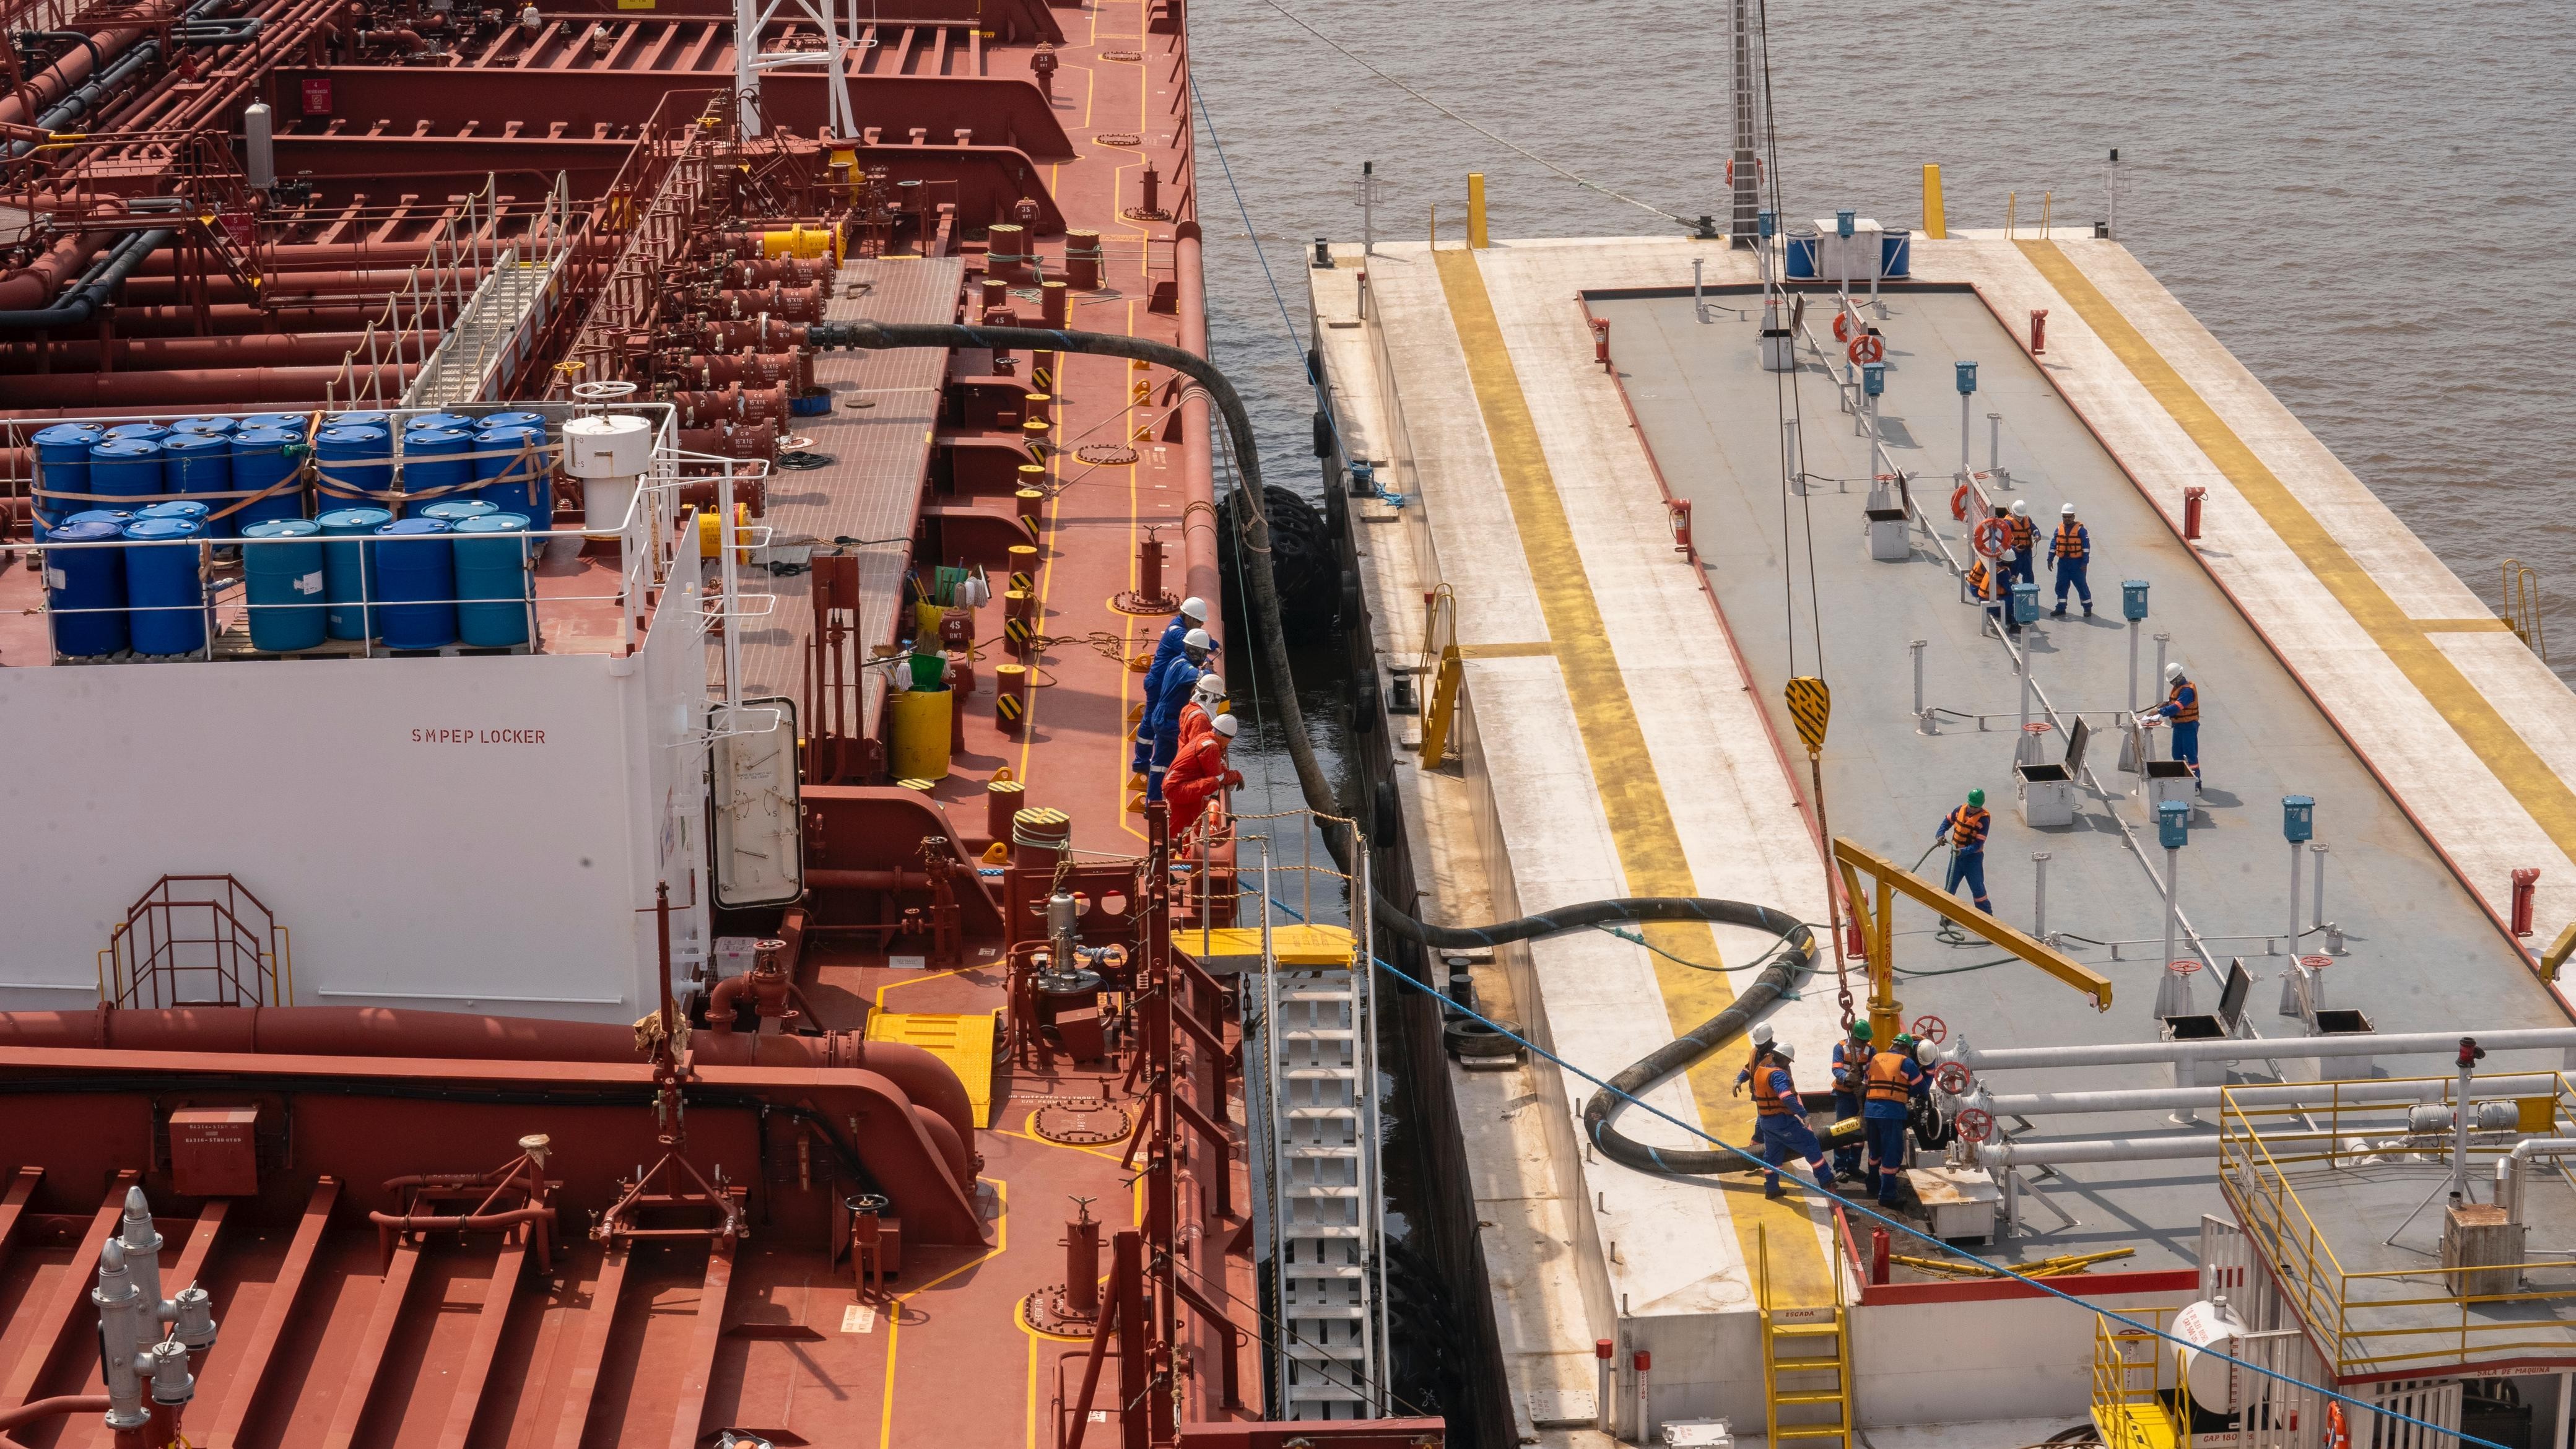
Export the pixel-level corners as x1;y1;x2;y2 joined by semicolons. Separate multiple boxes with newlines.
1972;516;2010;558
1832;313;1852;343
1848;333;1885;365
1949;484;1971;521
2325;1403;2349;1449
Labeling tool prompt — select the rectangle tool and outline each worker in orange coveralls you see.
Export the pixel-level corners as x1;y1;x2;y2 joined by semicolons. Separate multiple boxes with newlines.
1177;672;1226;754
1165;714;1242;840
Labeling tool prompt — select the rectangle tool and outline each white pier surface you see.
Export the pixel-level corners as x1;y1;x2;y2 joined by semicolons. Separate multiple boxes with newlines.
1311;232;2576;1443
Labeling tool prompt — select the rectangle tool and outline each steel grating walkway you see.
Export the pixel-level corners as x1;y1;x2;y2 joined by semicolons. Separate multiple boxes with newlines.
733;255;961;710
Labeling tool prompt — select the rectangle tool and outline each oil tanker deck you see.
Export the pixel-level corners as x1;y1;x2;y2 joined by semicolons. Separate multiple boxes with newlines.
1312;188;2576;1449
0;1;1435;1447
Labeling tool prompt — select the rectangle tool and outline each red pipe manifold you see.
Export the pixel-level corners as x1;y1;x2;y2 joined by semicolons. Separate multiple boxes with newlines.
710;284;824;322
665;385;791;428
679;420;779;459
692;316;811;351
672;349;811;391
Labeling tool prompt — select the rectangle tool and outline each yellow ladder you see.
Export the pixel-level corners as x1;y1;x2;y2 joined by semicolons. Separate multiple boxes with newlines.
1759;1224;1855;1449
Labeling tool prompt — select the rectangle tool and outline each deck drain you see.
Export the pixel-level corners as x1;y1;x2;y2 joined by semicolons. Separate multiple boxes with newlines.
1100;50;1142;61
1030;1097;1132;1145
1075;444;1139;466
1093;132;1141;147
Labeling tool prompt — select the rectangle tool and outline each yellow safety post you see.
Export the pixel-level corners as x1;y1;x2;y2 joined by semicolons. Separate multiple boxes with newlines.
1831;836;2113;1043
1920;164;1947;240
1429;202;1438;250
1467;173;1489;250
2541;920;2576;982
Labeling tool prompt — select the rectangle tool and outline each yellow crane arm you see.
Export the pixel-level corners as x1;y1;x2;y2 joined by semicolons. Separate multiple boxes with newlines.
1831;836;2112;1014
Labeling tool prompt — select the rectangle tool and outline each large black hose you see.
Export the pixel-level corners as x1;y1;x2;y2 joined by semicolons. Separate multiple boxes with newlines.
809;318;1811;964
0;226;171;329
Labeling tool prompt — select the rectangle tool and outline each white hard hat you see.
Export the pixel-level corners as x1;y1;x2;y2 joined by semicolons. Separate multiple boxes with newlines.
1183;628;1211;651
1193;672;1225;698
2000;548;2017;562
1178;597;1208;623
1915;1039;1937;1065
2011;500;2029;518
1212;714;1239;738
1770;1040;1796;1063
2165;661;2185;682
1750;1022;1775;1046
2061;502;2077;516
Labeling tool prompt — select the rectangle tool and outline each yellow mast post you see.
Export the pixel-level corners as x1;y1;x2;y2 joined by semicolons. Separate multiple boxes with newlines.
1467;173;1489;250
1920;163;1947;240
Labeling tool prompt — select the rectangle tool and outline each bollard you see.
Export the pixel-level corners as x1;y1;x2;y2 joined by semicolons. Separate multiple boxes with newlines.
987;770;1026;843
981;275;1007;311
995;663;1030;733
1041;279;1069;328
1024;392;1053;425
1066;229;1102;289
1017;487;1047;528
1064;1202;1102;1316
1139;164;1161;217
2183;486;2206;541
1007;543;1039;596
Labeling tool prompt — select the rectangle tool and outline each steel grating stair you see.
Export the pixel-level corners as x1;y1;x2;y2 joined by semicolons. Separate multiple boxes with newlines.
1256;926;1388;1421
401;250;558;407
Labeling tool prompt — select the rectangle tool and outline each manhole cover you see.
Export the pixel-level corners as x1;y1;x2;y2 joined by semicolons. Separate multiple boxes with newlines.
1030;1097;1132;1146
1121;207;1172;223
1020;1284;1100;1338
1093;132;1141;147
777;451;835;471
1075;444;1139;466
1100;50;1142;61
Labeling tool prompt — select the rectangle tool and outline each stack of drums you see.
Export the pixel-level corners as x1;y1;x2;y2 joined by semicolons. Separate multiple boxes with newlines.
31;423;104;536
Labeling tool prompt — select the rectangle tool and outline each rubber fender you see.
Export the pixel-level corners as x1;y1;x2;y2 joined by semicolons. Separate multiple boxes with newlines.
1323;472;1348;536
1372;779;1399;842
1339;567;1362;629
1312;409;1331;458
1351;678;1380;733
1443;1016;1522;1059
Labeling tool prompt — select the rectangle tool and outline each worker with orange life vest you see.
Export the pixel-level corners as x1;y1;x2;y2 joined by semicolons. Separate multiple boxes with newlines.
1828;1020;1876;1182
2049;502;2094;617
1750;1040;1838;1200
1936;788;1995;913
1164;714;1242;839
1730;1020;1777;1149
2154;661;2202;790
1970;552;2021;637
2003;501;2036;585
1862;1032;1931;1207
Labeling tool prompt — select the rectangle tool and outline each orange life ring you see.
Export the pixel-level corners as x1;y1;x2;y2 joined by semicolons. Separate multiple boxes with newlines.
1832;313;1852;343
1972;516;2010;558
1949;484;1971;521
1848;333;1885;365
2324;1403;2348;1449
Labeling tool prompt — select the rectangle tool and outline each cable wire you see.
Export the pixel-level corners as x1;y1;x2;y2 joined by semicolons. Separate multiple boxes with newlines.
1253;0;1696;230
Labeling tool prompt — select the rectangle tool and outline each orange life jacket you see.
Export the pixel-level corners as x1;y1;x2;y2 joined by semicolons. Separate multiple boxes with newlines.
1752;1063;1796;1117
2053;520;2089;560
1948;804;1991;850
1865;1049;1916;1105
2167;680;2200;724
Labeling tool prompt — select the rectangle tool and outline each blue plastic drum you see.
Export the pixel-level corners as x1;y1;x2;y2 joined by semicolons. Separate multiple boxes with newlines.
421;498;497;527
1880;228;1912;280
32;422;103;536
316;505;394;639
315;424;392;510
160;432;235;537
404;412;475;435
1786;223;1819;279
121;515;206;656
399;427;474;510
453;511;534;648
228;427;307;528
479;411;549;437
136;500;211;537
242;518;327;652
87;438;166;510
103;422;169;444
63;509;135;529
472;425;549;520
373;516;457;649
325;411;391;430
44;518;126;658
169;416;239;437
236;412;309;434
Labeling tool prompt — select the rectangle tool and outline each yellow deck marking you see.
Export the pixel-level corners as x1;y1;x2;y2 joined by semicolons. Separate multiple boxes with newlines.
1433;248;1830;1300
1456;641;1556;659
2418;618;2517;633
879;1178;1008;1449
868;1011;1002;1126
2020;240;2576;870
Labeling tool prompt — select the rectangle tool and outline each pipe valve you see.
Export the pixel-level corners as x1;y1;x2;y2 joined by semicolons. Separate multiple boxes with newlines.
148;1339;194;1406
172;1285;217;1351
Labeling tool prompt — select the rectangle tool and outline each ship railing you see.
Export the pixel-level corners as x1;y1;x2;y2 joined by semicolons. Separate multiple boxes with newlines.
2090;1306;2187;1449
2217;1075;2576;1378
95;873;292;1010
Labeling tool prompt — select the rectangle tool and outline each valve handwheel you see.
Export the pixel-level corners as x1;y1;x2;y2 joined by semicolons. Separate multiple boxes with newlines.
1848;333;1885;365
1970;517;2009;558
1911;1013;1948;1044
1954;1107;1995;1144
1932;1061;1973;1095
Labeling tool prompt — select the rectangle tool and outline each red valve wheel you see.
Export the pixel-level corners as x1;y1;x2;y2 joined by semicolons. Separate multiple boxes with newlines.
1932;1061;1974;1095
1848;333;1885;365
1911;1014;1948;1044
1954;1107;1995;1143
1832;313;1852;343
1949;484;1972;521
1970;518;2009;558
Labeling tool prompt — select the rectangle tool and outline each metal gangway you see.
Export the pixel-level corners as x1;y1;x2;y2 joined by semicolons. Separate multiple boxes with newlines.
1237;816;1391;1421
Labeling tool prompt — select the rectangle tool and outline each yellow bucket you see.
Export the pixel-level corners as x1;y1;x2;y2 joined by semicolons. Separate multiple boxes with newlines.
890;687;953;781
697;503;751;561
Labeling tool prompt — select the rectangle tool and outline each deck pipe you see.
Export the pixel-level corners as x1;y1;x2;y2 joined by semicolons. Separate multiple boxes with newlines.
1972;1073;2567;1119
0;329;426;371
0;227;174;329
1947;1027;2576;1074
0;363;416;406
1973;1135;2220;1168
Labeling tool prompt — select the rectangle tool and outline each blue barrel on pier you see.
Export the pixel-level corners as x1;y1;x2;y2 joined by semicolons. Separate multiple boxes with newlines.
169;416;238;437
121;514;206;656
472;425;549;521
45;518;127;658
422;498;497;527
373;516;457;649
242;518;327;652
32;422;103;536
103;422;168;445
401;427;474;510
228;427;307;529
454;511;534;648
316;505;394;638
1785;223;1819;279
315;424;392;511
87;438;166;511
1880;228;1912;280
160;432;235;537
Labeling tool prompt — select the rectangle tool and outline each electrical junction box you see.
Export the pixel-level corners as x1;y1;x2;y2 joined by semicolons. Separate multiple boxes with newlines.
1661;1420;1735;1449
168;1105;262;1197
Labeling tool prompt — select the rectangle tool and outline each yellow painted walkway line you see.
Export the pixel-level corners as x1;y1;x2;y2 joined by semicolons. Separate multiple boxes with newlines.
2019;240;2576;877
1433;250;1830;1301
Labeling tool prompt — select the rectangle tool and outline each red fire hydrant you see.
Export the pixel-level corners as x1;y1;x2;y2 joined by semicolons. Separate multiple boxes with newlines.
2029;308;2049;355
1590;316;1611;371
2182;486;2206;541
2513;868;2541;938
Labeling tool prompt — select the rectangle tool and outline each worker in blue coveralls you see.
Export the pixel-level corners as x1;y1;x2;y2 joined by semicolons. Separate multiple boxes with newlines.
1146;628;1213;802
2156;661;2202;790
1730;1020;1776;1149
1936;788;1994;913
1828;1020;1874;1183
1134;596;1208;780
2049;502;2094;617
1749;1041;1837;1201
2003;500;2037;586
1863;1033;1931;1208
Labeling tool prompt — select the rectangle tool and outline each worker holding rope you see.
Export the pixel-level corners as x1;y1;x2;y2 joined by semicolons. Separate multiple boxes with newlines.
1133;597;1208;782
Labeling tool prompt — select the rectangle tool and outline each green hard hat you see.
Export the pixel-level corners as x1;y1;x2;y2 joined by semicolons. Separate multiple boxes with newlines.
1967;788;1986;807
1894;1033;1917;1051
1849;1022;1873;1042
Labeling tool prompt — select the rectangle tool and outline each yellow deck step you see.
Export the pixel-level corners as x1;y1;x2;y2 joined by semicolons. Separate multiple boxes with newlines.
1773;1428;1852;1443
1175;923;1356;967
865;1010;1001;1127
2095;1403;2180;1449
1772;1390;1848;1407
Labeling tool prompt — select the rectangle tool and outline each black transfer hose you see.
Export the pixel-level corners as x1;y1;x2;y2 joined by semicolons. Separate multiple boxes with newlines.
809;320;1809;954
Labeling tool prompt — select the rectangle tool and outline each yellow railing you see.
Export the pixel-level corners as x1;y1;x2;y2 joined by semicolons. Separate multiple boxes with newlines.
2217;1076;2576;1375
2504;558;2546;662
2092;1308;2184;1449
